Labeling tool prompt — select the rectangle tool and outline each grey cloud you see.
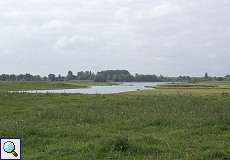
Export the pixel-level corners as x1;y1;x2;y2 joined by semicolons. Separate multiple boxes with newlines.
0;0;229;76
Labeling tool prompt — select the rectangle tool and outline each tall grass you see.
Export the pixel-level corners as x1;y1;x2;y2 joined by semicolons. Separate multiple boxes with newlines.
0;92;229;159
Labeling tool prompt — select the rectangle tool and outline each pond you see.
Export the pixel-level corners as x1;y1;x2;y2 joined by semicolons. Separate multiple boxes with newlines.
10;82;165;94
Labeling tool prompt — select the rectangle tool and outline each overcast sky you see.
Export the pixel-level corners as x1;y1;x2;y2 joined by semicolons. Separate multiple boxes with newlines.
0;0;229;76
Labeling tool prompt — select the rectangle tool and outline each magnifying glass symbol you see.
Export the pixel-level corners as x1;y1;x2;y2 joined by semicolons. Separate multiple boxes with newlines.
3;141;18;157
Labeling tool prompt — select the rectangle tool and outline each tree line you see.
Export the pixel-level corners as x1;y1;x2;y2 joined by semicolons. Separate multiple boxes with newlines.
0;70;229;82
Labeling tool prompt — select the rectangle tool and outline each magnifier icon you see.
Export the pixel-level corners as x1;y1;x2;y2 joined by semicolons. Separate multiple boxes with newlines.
3;141;18;157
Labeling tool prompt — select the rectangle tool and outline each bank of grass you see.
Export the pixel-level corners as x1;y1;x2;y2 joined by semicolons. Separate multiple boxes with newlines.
146;81;230;96
0;81;230;159
156;81;230;89
0;80;117;92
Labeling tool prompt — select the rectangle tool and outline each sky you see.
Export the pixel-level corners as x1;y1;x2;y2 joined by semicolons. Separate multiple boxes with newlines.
0;0;229;76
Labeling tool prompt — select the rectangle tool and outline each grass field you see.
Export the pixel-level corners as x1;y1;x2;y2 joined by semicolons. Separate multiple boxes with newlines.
0;81;230;159
0;81;116;92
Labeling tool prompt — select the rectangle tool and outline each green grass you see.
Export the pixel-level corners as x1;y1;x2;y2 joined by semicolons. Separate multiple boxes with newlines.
0;81;230;159
152;81;230;96
0;81;116;92
157;81;230;89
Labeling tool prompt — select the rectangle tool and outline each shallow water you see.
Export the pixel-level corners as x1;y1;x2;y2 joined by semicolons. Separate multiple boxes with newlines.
10;82;165;94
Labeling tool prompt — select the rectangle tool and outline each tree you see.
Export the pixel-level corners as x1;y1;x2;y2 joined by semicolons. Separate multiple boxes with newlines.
48;74;56;81
94;70;133;82
76;71;95;80
66;70;74;80
57;74;64;81
225;75;230;81
9;74;16;81
33;75;42;81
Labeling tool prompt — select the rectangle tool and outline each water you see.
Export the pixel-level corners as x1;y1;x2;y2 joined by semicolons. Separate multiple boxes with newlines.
10;82;165;94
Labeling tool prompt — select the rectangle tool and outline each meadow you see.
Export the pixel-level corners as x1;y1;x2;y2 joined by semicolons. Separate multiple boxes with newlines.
0;81;116;92
0;81;229;159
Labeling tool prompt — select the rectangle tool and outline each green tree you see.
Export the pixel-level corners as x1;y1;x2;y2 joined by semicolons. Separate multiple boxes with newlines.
66;70;75;80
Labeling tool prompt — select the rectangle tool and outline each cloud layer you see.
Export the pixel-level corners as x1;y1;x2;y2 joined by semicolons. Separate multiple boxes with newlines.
0;0;229;76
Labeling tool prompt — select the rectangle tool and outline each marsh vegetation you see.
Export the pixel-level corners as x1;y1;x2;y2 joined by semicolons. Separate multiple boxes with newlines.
0;81;229;159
